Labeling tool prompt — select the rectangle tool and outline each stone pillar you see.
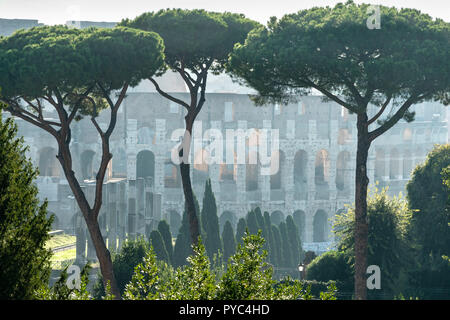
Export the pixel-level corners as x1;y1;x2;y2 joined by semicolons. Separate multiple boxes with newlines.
136;177;145;237
236;120;247;203
118;181;127;249
75;212;86;264
261;120;272;203
128;179;137;240
107;182;117;252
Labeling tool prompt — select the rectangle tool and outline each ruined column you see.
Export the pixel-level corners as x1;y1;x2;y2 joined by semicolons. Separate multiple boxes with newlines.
128;179;137;240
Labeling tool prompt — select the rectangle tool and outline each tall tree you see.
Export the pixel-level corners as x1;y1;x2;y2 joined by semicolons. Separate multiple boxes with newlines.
279;222;293;268
263;211;275;264
0;112;53;299
246;209;259;235
221;220;236;263
121;10;260;247
228;2;449;298
235;218;247;245
286;215;302;268
406;144;450;299
201;179;222;260
271;225;282;268
173;194;201;267
149;230;169;264
158;220;174;265
0;26;165;298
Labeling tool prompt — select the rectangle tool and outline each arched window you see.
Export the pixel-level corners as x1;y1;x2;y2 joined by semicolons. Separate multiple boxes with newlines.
313;210;328;242
136;150;155;182
315;149;330;185
270;211;285;226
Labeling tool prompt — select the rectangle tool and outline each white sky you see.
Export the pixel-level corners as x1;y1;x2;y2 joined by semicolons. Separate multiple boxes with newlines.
0;0;448;25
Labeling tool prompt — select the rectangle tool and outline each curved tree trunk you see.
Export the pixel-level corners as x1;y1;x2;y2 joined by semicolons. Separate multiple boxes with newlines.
179;120;200;246
354;112;370;300
57;142;121;299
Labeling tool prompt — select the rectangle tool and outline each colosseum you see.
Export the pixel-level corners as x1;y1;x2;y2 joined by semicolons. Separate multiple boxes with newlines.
1;18;448;261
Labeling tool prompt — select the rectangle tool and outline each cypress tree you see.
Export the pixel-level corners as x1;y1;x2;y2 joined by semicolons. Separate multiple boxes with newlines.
149;230;169;264
235;218;247;245
271;225;282;267
279;222;293;268
173;193;201;267
286;215;302;267
221;221;236;263
246;209;259;235
157;220;173;265
254;207;269;255
263;211;275;264
200;179;222;260
0;113;53;299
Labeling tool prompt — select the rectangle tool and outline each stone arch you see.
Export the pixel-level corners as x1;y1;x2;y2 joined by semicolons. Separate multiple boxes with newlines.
315;149;330;185
336;151;351;191
313;209;328;242
38;147;60;177
293;210;306;242
270;150;285;190
389;148;400;180
80;149;96;180
136;150;155;182
219;211;237;233
270;210;285;226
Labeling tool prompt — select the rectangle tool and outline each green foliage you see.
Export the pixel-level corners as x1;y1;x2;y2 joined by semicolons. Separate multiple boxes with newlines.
36;263;92;300
200;179;222;260
216;231;274;299
235;218;247;245
0;25;165;110
271;225;283;268
228;2;450;109
333;188;412;298
278;222;293;268
93;236;149;299
149;230;169;264
221;221;236;263
286;215;303;267
173;194;201;267
158;220;173;264
246;209;259;235
406;144;450;299
263;211;275;264
0;113;53;299
306;250;353;291
121;9;260;73
125;232;336;300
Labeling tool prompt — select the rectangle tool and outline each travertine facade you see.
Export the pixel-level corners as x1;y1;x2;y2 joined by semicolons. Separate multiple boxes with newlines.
8;92;448;257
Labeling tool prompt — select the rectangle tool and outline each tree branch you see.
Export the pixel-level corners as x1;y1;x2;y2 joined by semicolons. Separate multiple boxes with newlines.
367;94;392;126
149;77;190;110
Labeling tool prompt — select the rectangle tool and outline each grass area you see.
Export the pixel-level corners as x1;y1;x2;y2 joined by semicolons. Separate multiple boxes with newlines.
50;248;76;270
46;234;76;250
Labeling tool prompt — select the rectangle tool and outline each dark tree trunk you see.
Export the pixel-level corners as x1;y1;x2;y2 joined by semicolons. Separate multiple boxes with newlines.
57;142;121;299
354;112;370;300
179;119;200;246
86;214;120;299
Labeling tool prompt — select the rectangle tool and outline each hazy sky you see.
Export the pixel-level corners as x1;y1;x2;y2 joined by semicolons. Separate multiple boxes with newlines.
0;0;448;25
